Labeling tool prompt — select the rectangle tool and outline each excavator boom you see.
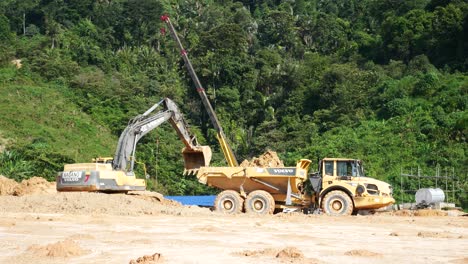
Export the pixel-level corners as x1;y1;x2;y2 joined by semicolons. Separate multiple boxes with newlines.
161;15;238;167
113;98;211;173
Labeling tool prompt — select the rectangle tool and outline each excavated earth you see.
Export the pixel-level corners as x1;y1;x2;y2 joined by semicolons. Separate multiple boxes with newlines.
0;175;467;264
240;150;285;167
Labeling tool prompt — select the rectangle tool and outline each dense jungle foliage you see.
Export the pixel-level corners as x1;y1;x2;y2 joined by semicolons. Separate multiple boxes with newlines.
0;0;466;207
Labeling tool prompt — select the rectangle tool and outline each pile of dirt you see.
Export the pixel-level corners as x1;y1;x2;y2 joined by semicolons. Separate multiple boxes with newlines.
237;248;278;257
240;150;285;167
387;209;448;217
417;231;454;238
27;239;89;257
0;175;17;195
13;177;56;196
276;247;304;259
129;253;163;264
344;249;382;257
0;191;210;216
128;191;182;207
236;247;305;260
0;176;56;196
414;209;448;217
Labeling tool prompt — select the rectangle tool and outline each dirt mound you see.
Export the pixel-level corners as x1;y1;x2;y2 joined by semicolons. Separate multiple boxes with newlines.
414;209;448;217
240;150;284;167
417;231;454;238
344;249;382;257
276;247;304;259
13;177;56;196
0;191;210;216
129;253;163;264
237;247;304;259
388;209;448;217
128;191;182;207
449;257;468;264
236;248;278;257
0;175;17;195
0;176;56;196
27;239;88;257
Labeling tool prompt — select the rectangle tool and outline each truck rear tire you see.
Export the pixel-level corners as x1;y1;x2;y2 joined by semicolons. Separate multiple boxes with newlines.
214;190;244;214
321;190;353;216
245;190;275;215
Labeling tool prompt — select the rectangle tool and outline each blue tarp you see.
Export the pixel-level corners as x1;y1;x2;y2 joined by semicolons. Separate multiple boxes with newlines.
165;195;216;207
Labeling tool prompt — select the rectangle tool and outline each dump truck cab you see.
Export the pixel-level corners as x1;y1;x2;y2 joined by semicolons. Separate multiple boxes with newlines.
310;158;395;215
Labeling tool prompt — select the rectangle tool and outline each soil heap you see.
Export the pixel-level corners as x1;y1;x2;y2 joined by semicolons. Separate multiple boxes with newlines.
0;176;56;196
28;239;89;258
240;150;285;167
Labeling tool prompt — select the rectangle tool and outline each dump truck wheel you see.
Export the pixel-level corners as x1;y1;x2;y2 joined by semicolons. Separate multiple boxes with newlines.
245;190;275;215
214;190;244;214
321;190;353;216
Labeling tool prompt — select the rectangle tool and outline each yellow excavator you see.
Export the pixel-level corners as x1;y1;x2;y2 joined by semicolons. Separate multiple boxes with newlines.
56;98;211;192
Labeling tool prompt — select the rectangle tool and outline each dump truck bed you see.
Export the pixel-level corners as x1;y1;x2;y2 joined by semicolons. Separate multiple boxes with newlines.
196;159;312;205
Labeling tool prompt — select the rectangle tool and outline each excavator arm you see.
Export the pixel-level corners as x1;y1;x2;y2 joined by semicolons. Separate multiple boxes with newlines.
161;15;238;167
112;98;211;174
57;98;210;193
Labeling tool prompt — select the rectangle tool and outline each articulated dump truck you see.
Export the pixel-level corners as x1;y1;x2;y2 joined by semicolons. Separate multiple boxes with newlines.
195;158;395;215
161;15;395;215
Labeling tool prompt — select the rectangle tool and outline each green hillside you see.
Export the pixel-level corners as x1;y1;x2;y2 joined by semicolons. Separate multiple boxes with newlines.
0;66;115;180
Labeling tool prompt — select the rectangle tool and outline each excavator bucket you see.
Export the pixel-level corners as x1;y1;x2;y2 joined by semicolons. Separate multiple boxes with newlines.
182;146;212;175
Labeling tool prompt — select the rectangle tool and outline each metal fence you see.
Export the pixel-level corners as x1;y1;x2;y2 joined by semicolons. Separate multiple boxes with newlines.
398;166;464;204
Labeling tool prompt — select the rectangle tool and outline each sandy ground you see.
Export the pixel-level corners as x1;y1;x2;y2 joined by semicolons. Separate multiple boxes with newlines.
0;177;467;264
0;196;466;263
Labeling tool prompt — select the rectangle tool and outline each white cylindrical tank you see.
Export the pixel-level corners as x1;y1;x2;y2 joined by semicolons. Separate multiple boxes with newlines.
415;188;445;204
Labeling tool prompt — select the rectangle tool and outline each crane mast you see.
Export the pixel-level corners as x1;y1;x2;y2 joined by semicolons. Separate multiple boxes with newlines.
161;15;238;167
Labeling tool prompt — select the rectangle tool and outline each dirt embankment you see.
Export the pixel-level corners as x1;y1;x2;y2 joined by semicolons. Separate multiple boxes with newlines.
240;150;285;167
27;239;89;258
0;176;209;217
129;253;164;264
0;176;56;196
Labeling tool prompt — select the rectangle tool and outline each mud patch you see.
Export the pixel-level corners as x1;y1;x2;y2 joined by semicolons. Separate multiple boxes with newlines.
417;231;453;238
27;239;89;257
414;209;448;217
236;247;306;259
129;253;163;263
344;249;382;257
191;225;220;232
449;257;468;264
67;234;95;240
240;150;284;167
388;209;448;217
236;248;278;257
130;239;153;244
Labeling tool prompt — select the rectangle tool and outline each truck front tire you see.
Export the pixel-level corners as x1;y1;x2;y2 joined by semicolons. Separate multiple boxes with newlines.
321;190;353;216
245;190;275;215
214;190;244;214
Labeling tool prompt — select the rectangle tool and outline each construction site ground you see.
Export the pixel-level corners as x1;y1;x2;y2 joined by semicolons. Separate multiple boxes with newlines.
0;177;467;264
